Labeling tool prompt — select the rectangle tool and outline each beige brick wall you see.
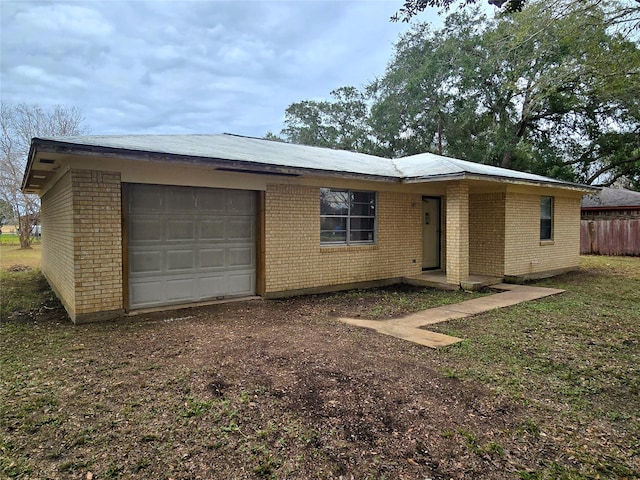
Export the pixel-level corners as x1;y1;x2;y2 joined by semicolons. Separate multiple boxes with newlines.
469;192;505;277
40;169;124;321
504;192;581;276
264;184;422;294
39;164;583;318
71;170;123;318
41;171;76;316
445;183;469;284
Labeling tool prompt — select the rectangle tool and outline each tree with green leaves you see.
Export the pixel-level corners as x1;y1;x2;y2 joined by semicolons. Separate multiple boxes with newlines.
374;0;640;185
0;103;85;248
280;87;376;154
277;0;640;188
391;0;526;22
391;0;640;28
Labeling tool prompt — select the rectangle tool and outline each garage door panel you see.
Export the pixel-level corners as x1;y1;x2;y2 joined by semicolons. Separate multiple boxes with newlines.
198;190;227;212
167;189;196;211
200;219;225;240
166;219;195;241
228;273;254;296
130;217;163;242
166;249;195;271
198;275;227;298
166;277;197;301
129;184;163;212
130;250;163;274
227;218;253;240
226;190;256;214
131;280;164;306
228;247;254;267
200;248;225;269
128;184;256;309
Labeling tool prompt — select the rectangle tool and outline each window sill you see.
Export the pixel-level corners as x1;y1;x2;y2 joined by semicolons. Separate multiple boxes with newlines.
539;240;555;246
320;244;378;253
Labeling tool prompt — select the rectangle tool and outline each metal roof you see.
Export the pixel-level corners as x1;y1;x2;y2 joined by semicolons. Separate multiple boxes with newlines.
26;133;596;191
582;187;640;208
395;152;580;186
31;133;400;178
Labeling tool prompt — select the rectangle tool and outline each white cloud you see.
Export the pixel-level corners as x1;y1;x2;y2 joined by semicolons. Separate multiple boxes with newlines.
12;3;114;37
1;0;441;137
11;64;46;80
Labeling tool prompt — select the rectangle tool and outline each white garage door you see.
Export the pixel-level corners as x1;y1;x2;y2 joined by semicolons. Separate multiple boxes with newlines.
127;184;256;309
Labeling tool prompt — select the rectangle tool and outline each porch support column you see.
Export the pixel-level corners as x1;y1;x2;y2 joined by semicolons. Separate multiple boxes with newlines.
446;183;469;285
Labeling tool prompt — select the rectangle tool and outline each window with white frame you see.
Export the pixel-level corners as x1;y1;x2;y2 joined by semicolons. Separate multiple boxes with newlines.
320;188;376;245
540;196;554;240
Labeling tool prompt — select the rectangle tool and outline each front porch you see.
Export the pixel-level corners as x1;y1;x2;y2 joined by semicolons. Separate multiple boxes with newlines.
403;270;503;291
418;183;506;289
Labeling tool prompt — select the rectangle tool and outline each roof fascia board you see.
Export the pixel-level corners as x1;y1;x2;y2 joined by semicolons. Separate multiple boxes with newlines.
21;142;39;191
402;172;599;192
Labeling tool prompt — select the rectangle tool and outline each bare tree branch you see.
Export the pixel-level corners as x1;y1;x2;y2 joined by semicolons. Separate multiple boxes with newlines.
0;102;86;248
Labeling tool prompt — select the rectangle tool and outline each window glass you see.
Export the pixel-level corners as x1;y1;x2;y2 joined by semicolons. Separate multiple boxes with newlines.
351;202;376;216
320;188;376;245
350;217;375;230
320;217;348;243
351;191;374;203
350;230;375;242
540;196;553;240
320;189;349;215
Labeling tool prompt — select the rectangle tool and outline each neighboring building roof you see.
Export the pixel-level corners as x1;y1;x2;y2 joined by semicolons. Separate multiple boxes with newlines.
581;187;640;209
24;133;596;192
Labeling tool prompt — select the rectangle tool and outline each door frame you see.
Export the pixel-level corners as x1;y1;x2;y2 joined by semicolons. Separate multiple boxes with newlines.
422;196;442;270
121;183;130;312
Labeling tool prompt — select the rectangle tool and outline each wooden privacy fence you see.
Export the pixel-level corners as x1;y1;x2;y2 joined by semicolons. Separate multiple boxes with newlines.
580;218;640;256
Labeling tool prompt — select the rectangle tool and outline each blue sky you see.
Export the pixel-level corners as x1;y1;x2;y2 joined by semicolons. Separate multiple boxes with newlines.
1;1;443;138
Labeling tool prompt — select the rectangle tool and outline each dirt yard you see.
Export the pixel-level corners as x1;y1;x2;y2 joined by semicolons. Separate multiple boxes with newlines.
1;256;639;479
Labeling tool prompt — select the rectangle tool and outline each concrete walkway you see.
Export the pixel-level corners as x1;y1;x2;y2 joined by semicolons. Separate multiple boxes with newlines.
338;284;565;348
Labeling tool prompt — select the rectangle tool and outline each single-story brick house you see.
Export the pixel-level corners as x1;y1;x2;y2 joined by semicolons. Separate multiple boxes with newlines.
22;134;596;323
581;187;640;256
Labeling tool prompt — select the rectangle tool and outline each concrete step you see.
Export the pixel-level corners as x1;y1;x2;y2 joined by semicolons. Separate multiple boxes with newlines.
403;273;503;291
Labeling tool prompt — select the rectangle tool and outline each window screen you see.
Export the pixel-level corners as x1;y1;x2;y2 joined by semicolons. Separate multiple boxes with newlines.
320;188;376;245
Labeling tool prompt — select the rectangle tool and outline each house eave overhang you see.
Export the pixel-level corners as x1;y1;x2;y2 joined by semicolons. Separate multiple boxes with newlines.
401;172;600;193
21;143;39;192
22;138;400;193
22;137;600;194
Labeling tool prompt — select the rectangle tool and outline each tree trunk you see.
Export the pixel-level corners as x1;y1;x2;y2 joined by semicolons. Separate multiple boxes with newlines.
501;118;529;169
18;215;32;249
500;149;513;169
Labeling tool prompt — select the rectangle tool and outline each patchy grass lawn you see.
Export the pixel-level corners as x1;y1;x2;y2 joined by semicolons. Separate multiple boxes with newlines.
0;233;41;246
432;255;640;478
1;256;638;479
1;244;46;320
0;233;22;245
0;243;41;270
